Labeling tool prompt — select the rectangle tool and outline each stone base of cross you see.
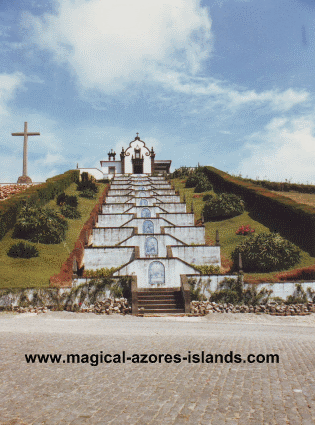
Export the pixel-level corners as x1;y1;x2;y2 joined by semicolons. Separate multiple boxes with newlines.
17;175;32;184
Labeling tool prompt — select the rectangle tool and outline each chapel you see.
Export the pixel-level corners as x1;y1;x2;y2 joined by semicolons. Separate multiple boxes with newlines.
78;134;171;179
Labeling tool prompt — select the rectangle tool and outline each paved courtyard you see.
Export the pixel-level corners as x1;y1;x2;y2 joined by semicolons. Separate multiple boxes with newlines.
1;312;315;425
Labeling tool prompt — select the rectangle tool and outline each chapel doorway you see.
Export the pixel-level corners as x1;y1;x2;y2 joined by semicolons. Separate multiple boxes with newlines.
133;162;143;174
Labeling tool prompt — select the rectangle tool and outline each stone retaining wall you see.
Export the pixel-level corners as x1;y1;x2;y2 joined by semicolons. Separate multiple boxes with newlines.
191;300;315;315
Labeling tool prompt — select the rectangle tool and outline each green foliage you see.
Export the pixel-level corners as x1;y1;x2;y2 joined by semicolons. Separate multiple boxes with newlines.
232;233;301;272
188;277;209;301
0;170;79;241
210;277;272;306
202;193;214;202
194;176;213;193
171;167;190;179
191;264;221;275
7;242;39;259
13;204;68;244
203;166;315;256
239;176;315;194
77;172;98;193
60;205;81;219
285;283;308;304
83;275;132;302
57;193;78;208
84;267;118;278
203;193;245;220
79;189;96;199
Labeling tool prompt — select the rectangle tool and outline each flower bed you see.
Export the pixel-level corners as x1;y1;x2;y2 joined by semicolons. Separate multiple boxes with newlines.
236;225;255;235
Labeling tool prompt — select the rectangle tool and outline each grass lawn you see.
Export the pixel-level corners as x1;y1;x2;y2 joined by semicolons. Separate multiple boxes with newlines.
0;183;106;289
171;178;315;282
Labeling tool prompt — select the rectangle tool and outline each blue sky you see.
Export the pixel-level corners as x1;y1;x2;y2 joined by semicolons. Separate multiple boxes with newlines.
0;0;315;183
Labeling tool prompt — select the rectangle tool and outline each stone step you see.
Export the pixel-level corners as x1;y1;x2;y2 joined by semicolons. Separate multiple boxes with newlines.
137;294;177;299
140;308;185;314
138;300;178;305
138;287;179;292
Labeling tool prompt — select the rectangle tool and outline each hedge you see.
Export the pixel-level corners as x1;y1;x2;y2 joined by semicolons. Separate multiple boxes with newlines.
0;170;79;241
241;177;315;194
202;166;315;256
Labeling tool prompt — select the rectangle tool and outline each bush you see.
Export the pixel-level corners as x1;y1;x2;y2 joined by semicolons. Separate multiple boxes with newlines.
77;172;98;193
187;277;209;301
203;166;315;256
202;193;214;202
236;225;255;236
84;267;118;278
171;167;190;179
194;176;213;193
60;205;81;219
57;193;78;208
185;173;200;188
203;193;245;220
210;277;272;305
231;233;301;272
7;242;39;259
191;265;221;275
13;204;68;244
0;170;79;241
285;284;308;304
79;189;96;199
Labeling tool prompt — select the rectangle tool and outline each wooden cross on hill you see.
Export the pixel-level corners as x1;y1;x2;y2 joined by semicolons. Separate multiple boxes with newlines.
12;122;40;184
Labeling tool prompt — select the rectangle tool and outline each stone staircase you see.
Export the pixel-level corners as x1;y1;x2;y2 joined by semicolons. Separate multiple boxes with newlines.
137;288;185;314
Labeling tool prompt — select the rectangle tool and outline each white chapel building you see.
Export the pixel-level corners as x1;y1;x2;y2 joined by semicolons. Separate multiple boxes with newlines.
78;134;171;179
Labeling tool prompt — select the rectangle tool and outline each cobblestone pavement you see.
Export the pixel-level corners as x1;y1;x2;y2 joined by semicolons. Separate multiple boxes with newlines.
1;312;315;425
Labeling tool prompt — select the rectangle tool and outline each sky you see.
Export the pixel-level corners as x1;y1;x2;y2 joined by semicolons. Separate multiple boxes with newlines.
0;0;315;183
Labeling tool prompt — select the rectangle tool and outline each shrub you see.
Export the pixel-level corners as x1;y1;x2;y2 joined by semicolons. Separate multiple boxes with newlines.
202;166;315;256
285;284;308;304
185;173;200;188
276;265;315;281
77;172;98;193
203;193;245;220
210;277;272;305
84;267;118;278
231;233;301;272
191;265;221;275
194;176;213;193
236;225;255;236
171;167;190;179
7;242;39;259
0;170;79;241
79;189;96;199
57;193;78;208
60;205;81;219
203;193;214;202
13;204;68;244
187;277;209;301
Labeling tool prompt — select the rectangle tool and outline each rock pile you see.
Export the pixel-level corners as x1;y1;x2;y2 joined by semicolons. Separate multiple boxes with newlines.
10;298;131;315
12;306;49;314
0;184;32;201
80;298;131;314
191;301;315;315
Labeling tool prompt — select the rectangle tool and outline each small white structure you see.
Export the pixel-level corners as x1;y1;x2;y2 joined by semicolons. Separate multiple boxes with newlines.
78;134;171;179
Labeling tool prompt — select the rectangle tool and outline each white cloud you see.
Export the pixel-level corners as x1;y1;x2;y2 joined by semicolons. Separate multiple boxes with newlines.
23;0;212;93
0;72;25;115
36;153;68;165
237;116;315;183
154;70;310;112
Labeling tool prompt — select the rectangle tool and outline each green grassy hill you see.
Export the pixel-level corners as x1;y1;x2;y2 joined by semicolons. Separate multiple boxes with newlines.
171;177;315;283
0;183;106;289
